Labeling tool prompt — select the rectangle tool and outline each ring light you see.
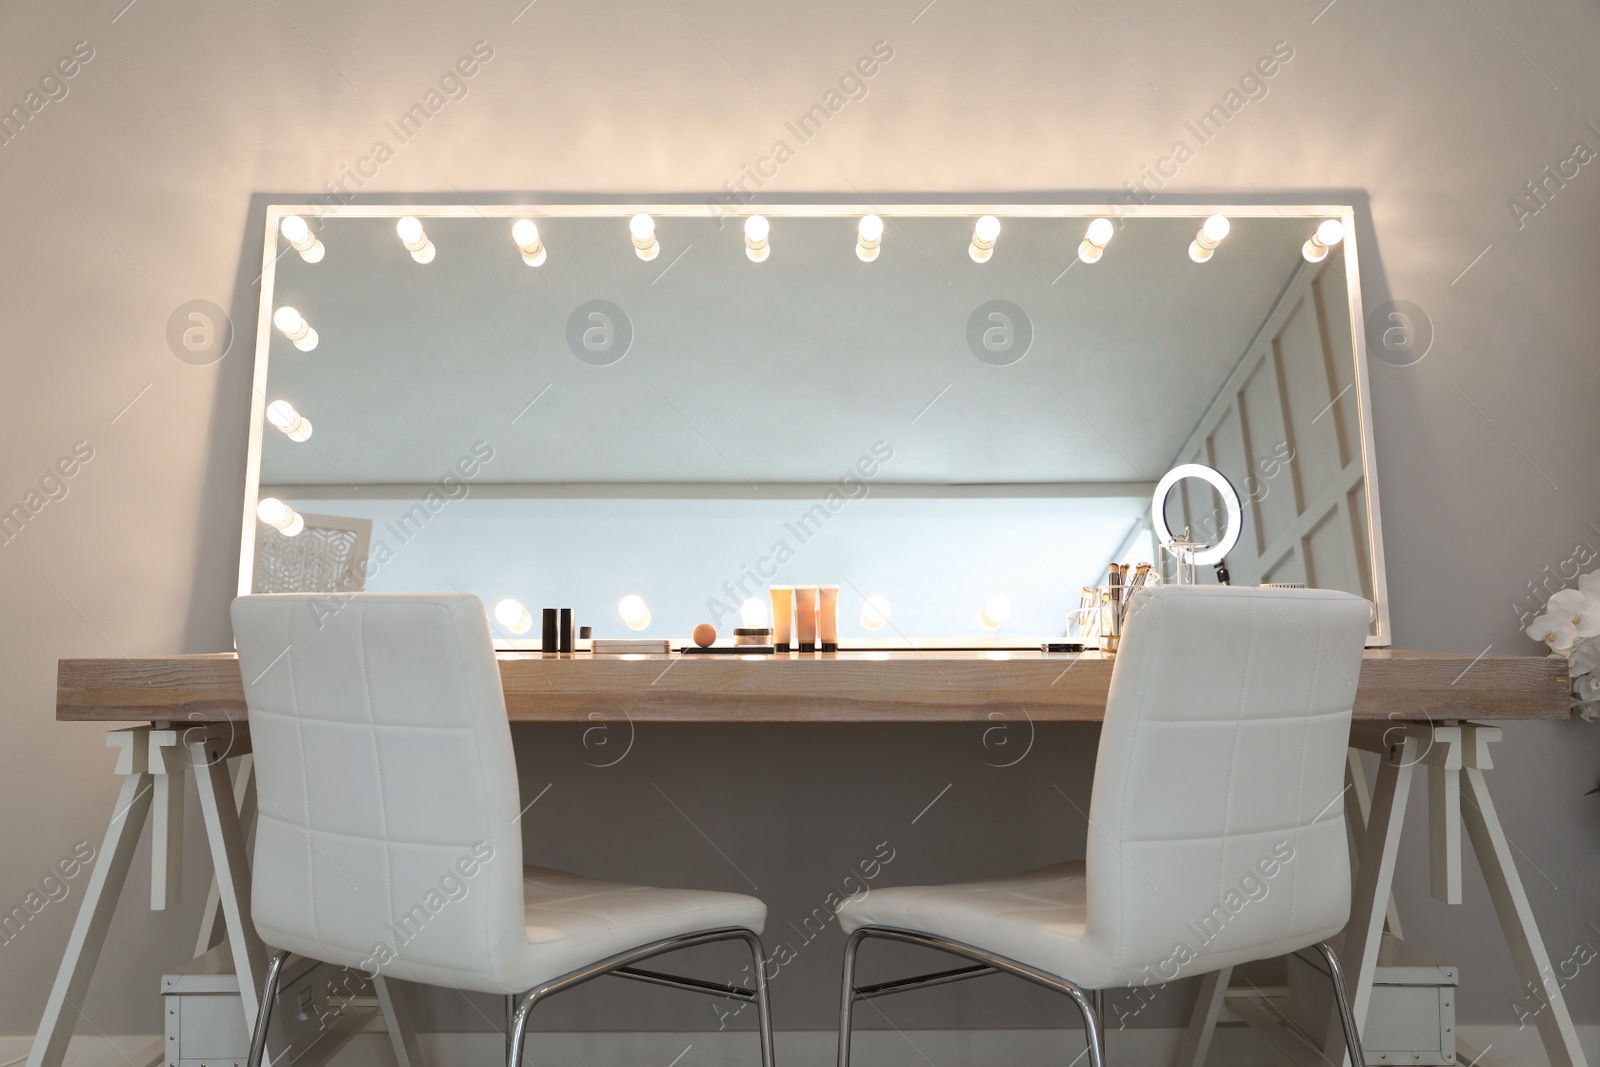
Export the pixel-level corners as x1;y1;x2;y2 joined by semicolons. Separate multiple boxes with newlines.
1152;463;1242;566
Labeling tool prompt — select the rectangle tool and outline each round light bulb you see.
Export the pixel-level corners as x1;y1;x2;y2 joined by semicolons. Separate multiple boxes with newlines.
856;214;884;262
1086;217;1114;246
272;305;317;350
512;219;546;266
396;216;424;244
970;216;1001;262
495;598;533;635
256;497;288;526
257;497;304;537
265;400;296;429
619;595;651;631
629;214;659;260
979;595;1013;630
860;596;891;631
1202;214;1230;242
300;242;325;264
273;306;303;333
1316;219;1345;246
266;400;312;440
744;215;769;242
280;216;309;243
740;597;768;627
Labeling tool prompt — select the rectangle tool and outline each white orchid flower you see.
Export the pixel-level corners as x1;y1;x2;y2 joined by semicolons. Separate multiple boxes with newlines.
1550;588;1600;636
1528;609;1581;653
1529;588;1600;654
1568;638;1600;678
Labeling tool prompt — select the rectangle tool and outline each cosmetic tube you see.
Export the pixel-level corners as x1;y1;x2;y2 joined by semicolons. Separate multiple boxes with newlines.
559;608;574;653
542;608;558;654
795;585;819;652
819;585;840;652
769;586;794;653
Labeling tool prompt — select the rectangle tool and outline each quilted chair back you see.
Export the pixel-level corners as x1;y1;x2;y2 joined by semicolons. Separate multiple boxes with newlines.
1082;585;1370;986
231;593;531;994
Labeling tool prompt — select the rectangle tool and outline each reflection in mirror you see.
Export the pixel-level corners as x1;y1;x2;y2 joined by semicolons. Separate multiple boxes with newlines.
244;205;1387;645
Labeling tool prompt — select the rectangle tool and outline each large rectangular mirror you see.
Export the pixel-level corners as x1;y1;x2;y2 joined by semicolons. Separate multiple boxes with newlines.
241;203;1389;645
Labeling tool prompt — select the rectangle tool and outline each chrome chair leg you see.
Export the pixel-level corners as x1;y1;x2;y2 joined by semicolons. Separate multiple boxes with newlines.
506;929;766;1067
246;949;291;1067
739;931;776;1067
1313;941;1367;1067
1062;980;1106;1067
838;928;1104;1067
506;986;547;1067
837;928;869;1067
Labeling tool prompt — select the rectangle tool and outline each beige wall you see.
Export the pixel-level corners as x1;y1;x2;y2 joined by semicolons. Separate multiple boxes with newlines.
2;0;1598;1036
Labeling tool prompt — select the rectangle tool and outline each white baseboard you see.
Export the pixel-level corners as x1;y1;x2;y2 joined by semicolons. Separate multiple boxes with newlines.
6;1025;1596;1067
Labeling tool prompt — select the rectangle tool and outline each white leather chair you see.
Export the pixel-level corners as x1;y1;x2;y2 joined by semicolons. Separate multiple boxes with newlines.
835;585;1372;1067
231;593;773;1067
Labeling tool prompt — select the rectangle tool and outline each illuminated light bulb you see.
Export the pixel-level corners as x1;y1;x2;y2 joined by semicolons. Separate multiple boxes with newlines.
280;215;324;264
256;497;303;537
494;598;534;635
629;213;659;261
511;219;547;267
979;594;1013;630
856;214;884;262
396;216;435;264
860;595;891;631
740;597;768;627
1189;214;1230;264
272;306;318;351
618;595;651;631
967;215;1001;263
265;399;313;442
1078;217;1115;264
1302;218;1346;263
744;215;770;263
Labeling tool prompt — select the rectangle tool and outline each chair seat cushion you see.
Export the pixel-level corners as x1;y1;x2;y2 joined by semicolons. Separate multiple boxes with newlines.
836;862;1098;983
517;866;766;986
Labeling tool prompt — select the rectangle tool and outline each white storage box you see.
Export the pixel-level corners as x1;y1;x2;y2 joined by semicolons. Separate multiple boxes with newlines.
1285;934;1459;1065
161;943;373;1067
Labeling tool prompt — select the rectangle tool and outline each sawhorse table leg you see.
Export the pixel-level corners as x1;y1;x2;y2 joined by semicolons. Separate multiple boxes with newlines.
30;725;426;1067
1175;721;1588;1067
27;730;157;1067
1459;739;1584;1067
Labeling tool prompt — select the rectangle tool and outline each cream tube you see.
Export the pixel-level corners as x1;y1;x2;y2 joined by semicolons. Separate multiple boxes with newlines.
794;585;819;652
819;586;840;652
769;586;794;653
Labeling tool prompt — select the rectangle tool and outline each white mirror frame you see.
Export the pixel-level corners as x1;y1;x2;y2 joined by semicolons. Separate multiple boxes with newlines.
239;201;1391;646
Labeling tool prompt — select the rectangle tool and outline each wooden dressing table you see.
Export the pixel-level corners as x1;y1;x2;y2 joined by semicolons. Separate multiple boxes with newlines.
54;647;1568;723
37;649;1585;1067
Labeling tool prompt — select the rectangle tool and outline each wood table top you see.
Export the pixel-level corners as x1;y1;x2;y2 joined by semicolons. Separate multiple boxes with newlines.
56;648;1570;723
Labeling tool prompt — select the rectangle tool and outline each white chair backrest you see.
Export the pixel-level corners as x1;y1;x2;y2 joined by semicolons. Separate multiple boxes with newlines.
231;593;530;992
1085;585;1370;985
